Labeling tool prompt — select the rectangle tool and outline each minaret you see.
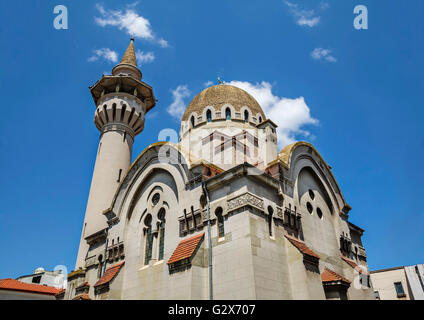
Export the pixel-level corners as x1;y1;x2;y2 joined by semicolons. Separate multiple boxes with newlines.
75;39;155;268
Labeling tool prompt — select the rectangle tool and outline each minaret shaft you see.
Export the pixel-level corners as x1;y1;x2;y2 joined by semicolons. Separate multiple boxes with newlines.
75;38;155;269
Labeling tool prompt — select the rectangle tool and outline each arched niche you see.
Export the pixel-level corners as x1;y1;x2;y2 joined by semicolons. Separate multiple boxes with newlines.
295;166;340;258
108;143;191;221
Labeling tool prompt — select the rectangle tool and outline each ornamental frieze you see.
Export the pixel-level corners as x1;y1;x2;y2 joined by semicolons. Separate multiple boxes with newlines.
227;193;264;212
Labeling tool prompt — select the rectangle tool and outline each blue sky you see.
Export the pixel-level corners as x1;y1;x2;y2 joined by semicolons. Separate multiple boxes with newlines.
0;0;423;278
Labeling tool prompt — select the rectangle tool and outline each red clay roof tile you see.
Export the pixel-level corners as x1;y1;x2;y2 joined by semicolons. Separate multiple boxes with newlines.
341;256;369;275
55;288;65;296
72;293;91;300
284;235;320;259
321;268;351;284
0;278;62;295
93;261;124;287
167;233;205;265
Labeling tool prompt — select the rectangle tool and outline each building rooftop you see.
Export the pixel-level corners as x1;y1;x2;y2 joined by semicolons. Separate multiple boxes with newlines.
0;278;62;295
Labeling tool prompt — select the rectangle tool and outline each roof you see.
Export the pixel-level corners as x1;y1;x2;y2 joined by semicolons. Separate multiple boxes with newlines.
284;235;320;260
370;265;405;274
119;38;137;67
55;288;65;297
94;261;124;287
347;221;365;234
257;118;278;128
72;293;91;300
181;84;266;122
67;269;85;280
167;233;205;264
278;141;347;208
321;268;351;285
341;256;369;275
0;278;62;296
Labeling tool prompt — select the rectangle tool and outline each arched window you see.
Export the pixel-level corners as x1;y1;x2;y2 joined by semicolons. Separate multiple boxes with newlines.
225;108;231;120
144;214;153;265
191;116;195;128
244;110;249;122
97;254;103;279
207;109;212;122
112;103;117;121
158;208;166;261
259;116;262;123
267;206;274;236
215;207;225;238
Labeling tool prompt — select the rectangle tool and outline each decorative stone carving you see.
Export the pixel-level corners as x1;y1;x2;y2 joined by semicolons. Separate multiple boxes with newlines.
276;207;283;219
85;255;98;268
227;192;264;212
358;246;367;258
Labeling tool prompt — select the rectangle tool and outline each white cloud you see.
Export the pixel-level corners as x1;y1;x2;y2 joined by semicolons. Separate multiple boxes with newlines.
228;81;319;148
320;2;330;10
311;48;337;63
203;80;214;87
158;38;169;48
167;85;191;120
284;1;320;27
136;50;155;64
94;4;168;47
88;48;118;63
146;111;158;120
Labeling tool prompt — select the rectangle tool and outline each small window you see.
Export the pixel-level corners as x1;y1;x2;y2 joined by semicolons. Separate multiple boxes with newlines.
394;282;406;298
360;274;371;288
309;189;315;200
158;208;166;261
374;291;380;300
225;108;231;120
32;276;41;284
190;116;195;128
267;206;274;236
215;207;225;238
144;215;153;265
112;103;116;121
97;254;104;278
244;110;249;122
152;193;160;206
317;207;323;219
259;116;262;123
207;109;212;122
307;202;313;214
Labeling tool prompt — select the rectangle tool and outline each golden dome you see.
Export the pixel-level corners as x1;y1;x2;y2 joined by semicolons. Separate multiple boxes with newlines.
181;84;266;121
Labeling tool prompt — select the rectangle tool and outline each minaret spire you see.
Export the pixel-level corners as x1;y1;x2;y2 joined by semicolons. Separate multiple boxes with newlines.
112;37;142;80
119;37;137;67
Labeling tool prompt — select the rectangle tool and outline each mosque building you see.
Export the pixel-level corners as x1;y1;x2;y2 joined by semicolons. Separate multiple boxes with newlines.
60;39;374;300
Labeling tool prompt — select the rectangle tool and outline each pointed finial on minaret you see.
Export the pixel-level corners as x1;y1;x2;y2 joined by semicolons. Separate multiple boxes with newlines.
119;37;137;67
112;37;142;80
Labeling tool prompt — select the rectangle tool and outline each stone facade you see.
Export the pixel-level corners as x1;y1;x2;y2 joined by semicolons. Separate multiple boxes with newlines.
64;39;375;300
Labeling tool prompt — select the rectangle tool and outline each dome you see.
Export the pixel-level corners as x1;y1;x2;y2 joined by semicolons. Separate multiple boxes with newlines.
181;84;266;122
34;267;45;274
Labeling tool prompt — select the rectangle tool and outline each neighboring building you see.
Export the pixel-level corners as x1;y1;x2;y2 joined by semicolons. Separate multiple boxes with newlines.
371;264;424;300
0;278;62;300
16;267;66;289
63;38;374;300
